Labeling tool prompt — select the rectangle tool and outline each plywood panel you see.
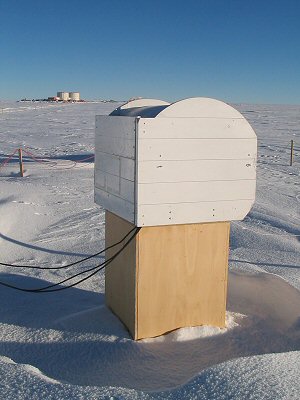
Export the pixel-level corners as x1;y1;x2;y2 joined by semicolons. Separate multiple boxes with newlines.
136;222;230;339
105;212;230;340
138;138;257;161
138;180;256;205
138;117;256;139
137;199;254;226
138;159;256;183
105;211;137;338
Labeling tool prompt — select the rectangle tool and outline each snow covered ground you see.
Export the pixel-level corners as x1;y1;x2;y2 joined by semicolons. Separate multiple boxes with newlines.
0;100;299;399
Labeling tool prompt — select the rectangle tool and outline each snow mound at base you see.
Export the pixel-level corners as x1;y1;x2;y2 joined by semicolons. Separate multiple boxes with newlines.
142;312;244;343
0;352;299;400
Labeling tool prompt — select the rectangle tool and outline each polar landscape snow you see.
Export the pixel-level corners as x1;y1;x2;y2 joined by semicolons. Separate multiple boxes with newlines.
0;100;299;399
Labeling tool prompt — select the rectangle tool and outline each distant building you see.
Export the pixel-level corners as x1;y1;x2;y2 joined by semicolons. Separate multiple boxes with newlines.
69;92;80;101
56;91;80;101
57;92;70;101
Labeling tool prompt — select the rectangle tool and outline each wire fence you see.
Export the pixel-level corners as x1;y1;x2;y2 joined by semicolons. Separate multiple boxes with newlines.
0;147;95;174
257;139;299;167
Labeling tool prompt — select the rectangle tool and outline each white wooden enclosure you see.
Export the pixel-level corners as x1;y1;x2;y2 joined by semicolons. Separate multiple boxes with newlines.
95;97;257;227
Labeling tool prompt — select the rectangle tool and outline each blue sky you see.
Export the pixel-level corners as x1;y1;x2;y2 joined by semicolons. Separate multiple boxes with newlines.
1;0;300;103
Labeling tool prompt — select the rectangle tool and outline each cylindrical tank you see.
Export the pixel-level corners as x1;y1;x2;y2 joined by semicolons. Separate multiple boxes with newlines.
57;92;69;101
69;92;80;101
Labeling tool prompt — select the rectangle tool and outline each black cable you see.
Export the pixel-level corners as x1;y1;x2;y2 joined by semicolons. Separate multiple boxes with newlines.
0;227;140;293
35;228;140;292
0;226;137;270
32;253;114;291
36;244;126;293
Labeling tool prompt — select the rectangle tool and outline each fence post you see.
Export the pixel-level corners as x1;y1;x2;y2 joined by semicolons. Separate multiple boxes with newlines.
18;148;24;177
290;140;294;166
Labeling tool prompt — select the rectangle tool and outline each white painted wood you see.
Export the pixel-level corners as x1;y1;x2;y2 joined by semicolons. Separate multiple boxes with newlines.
95;171;134;203
95;134;135;159
95;115;136;139
94;97;258;227
138;180;256;205
138;138;257;161
94;170;105;190
138;118;255;139
138;159;256;183
94;116;136;219
119;98;169;109
157;97;243;118
95;188;135;224
120;178;135;202
95;152;120;178
120;157;135;181
137;200;254;226
105;173;120;197
95;152;135;181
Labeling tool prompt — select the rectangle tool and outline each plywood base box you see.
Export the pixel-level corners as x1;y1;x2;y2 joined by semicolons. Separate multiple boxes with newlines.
105;211;230;340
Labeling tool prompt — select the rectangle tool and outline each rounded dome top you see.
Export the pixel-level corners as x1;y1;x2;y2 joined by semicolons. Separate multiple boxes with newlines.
156;97;243;119
110;97;245;119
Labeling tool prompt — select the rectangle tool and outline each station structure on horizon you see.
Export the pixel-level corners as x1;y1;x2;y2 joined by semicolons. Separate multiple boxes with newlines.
55;91;80;102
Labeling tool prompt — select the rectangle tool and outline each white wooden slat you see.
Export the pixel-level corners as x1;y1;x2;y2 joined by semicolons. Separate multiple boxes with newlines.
138;159;256;183
138;180;256;205
120;178;135;202
120;157;135;181
95;171;135;203
138;118;256;139
95;188;135;224
95;115;137;221
95;153;135;181
94;171;105;190
95;152;120;177
95;115;136;139
95;134;135;159
105;173;120;197
137;200;254;227
138;138;257;161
